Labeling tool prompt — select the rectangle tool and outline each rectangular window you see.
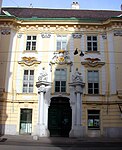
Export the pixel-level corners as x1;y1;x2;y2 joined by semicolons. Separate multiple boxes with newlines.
88;110;100;129
87;35;97;51
55;69;67;92
26;35;37;50
88;70;99;94
23;70;34;93
56;35;67;50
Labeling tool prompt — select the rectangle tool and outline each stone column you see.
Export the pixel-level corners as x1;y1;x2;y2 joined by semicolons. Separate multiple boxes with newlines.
38;85;45;125
33;81;51;138
76;87;81;125
69;81;85;137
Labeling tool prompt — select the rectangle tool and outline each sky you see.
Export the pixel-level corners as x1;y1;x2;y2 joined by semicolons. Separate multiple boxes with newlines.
1;0;122;10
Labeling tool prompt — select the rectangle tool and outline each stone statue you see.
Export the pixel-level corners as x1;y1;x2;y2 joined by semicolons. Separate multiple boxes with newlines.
38;68;48;82
72;69;82;82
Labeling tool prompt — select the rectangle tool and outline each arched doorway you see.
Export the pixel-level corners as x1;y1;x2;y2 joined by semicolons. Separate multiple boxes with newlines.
48;97;72;137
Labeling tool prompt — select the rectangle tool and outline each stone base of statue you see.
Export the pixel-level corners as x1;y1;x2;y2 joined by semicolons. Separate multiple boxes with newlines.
33;124;50;139
69;125;85;137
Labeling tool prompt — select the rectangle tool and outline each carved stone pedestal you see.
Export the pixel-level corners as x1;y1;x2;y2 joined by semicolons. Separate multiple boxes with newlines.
34;124;50;137
69;125;85;137
69;70;85;137
33;70;51;138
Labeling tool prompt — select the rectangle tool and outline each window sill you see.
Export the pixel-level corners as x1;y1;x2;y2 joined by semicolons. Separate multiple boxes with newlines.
88;128;100;130
85;51;100;54
23;50;38;53
84;94;100;96
51;92;70;96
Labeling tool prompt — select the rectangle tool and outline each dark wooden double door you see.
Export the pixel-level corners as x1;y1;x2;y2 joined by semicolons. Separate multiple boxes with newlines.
48;97;72;137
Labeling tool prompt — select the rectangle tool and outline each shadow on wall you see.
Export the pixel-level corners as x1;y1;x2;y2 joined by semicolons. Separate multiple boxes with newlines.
0;29;14;135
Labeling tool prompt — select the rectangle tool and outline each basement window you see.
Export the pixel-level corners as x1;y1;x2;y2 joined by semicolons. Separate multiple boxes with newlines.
88;110;100;130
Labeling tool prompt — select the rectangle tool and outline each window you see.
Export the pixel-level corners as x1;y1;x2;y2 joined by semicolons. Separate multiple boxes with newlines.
56;35;67;50
23;70;34;93
55;69;67;92
26;35;37;50
87;35;97;51
88;70;99;94
88;110;100;129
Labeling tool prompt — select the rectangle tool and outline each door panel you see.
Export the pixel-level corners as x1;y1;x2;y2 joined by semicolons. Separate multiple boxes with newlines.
20;109;32;135
48;98;72;137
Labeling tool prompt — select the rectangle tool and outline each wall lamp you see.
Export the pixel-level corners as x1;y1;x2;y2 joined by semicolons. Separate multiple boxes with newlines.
74;48;84;56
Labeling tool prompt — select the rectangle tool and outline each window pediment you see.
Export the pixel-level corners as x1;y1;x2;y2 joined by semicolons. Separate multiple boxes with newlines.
18;57;41;66
81;57;105;67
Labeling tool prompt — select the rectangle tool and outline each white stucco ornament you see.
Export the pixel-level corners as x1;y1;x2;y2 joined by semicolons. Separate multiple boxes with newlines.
72;69;83;82
50;50;72;65
38;68;48;82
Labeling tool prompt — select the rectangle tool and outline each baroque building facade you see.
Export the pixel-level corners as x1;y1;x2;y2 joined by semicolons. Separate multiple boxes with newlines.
0;4;122;137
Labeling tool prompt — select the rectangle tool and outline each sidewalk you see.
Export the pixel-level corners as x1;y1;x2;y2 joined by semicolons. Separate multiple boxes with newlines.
0;135;122;145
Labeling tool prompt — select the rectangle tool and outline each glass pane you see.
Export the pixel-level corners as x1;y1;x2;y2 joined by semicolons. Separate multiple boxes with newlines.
55;86;60;92
62;41;67;50
88;42;91;46
55;81;60;86
24;70;28;75
88;89;93;94
26;42;31;50
93;36;97;41
27;36;31;40
61;87;66;92
93;42;97;47
87;46;92;51
93;47;97;51
88;83;93;88
61;81;66;86
24;75;28;80
29;82;33;87
33;36;36;40
29;75;34;80
61;81;66;92
23;82;28;87
94;88;99;94
88;119;93;127
30;70;34;75
32;42;36;50
23;88;27;93
55;76;60;80
94;119;100;128
29;88;33;93
94;83;99;88
55;69;60;75
87;36;91;40
57;41;61;50
93;42;97;51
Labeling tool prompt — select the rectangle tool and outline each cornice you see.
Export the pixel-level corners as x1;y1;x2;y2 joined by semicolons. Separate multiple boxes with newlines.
0;15;121;30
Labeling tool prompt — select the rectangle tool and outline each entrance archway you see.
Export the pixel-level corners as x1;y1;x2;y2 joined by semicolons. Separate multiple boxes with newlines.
48;97;72;137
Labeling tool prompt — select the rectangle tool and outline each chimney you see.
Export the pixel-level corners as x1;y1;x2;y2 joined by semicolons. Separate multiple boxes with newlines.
0;0;3;14
71;1;80;9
